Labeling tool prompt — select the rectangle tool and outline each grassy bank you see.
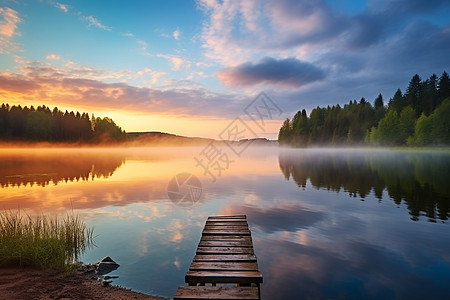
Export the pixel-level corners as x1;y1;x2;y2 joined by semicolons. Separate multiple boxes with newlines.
0;210;94;269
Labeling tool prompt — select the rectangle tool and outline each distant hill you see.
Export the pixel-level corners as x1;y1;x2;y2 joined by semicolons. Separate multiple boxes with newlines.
126;131;278;146
126;131;214;146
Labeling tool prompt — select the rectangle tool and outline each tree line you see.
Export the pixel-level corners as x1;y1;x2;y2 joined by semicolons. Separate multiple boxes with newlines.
279;71;450;146
0;103;126;142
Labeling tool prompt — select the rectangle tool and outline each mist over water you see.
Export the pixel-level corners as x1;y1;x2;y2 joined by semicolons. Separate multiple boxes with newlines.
0;146;449;299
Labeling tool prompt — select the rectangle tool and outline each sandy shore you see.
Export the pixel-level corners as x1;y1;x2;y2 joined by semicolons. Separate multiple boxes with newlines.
0;267;169;300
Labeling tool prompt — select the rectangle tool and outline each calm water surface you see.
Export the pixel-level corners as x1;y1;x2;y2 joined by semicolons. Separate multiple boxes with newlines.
1;147;449;299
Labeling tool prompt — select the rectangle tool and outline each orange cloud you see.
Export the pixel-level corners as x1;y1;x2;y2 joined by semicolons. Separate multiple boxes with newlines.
0;7;20;37
0;58;283;138
158;54;191;70
46;53;61;60
0;7;21;54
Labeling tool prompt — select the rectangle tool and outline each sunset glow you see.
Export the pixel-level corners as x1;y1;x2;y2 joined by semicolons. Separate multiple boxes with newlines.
0;0;449;138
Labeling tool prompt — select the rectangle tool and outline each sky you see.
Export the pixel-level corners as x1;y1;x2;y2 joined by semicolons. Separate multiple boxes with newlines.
0;0;449;139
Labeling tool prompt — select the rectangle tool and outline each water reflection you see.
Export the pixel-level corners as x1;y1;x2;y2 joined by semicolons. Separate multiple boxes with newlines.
0;149;125;188
0;147;449;299
279;149;450;222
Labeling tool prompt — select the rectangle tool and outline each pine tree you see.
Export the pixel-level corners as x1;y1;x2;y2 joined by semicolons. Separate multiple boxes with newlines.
406;74;423;116
437;71;450;106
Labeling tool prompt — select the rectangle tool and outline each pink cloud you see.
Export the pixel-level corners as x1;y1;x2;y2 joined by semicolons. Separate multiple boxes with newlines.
0;59;247;118
46;53;61;61
0;7;21;54
0;7;21;37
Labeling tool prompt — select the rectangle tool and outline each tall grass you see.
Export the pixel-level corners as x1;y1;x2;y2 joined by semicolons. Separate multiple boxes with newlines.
0;210;94;269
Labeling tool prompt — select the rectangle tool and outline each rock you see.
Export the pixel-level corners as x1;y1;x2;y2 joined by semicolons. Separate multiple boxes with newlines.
96;257;120;276
99;256;116;263
101;279;112;286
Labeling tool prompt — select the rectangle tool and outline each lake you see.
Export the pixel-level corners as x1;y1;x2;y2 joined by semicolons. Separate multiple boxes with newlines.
1;146;449;299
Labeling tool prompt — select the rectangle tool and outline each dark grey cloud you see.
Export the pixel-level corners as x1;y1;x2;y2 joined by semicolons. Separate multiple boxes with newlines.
370;0;450;15
271;19;450;116
263;0;450;50
217;57;326;88
203;0;449;119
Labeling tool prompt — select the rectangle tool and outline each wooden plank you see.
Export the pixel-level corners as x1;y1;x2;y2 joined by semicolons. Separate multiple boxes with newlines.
206;221;248;225
189;262;259;271
204;225;249;230
173;215;262;300
174;286;259;300
206;221;248;226
207;218;247;222
197;247;254;254
198;240;253;248
193;254;257;262
203;230;251;236
201;235;252;242
208;215;246;219
185;271;263;284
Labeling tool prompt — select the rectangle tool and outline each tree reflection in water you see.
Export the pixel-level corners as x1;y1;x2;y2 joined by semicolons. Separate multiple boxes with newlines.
0;150;125;188
279;149;450;222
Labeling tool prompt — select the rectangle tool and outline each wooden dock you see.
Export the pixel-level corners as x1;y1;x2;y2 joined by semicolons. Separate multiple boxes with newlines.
174;215;263;300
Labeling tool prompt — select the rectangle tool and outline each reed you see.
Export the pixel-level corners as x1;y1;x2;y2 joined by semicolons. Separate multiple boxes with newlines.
0;210;94;269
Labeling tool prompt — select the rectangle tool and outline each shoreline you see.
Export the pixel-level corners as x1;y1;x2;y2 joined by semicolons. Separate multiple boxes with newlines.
0;267;168;300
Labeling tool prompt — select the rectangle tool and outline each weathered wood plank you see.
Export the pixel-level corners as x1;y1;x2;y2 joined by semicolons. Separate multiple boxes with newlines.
207;218;247;222
203;230;251;236
174;215;262;300
208;215;246;219
174;286;259;300
185;271;263;284
190;262;259;271
206;221;248;226
193;254;257;262
197;247;254;254
204;225;249;230
201;235;252;242
198;240;253;248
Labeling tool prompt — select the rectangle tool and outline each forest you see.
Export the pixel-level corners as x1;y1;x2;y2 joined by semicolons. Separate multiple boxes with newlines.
0;104;126;143
278;71;450;146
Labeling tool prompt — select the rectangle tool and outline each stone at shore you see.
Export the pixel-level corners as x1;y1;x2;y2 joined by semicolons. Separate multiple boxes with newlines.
79;256;120;277
97;256;120;275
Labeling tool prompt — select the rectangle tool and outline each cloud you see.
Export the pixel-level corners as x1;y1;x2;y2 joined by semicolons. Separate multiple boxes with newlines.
55;2;69;13
198;0;450;115
173;28;181;40
0;7;20;37
84;15;111;31
217;56;325;88
45;53;61;60
198;0;345;65
0;7;21;54
199;0;450;63
158;54;191;70
136;67;166;84
0;59;248;118
123;31;152;56
0;72;40;93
